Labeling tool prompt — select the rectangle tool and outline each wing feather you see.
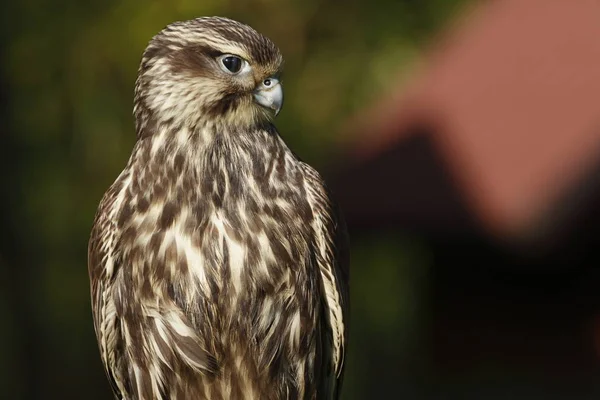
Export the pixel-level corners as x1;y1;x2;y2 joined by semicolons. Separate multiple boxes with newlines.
301;162;350;398
89;176;218;399
89;173;132;399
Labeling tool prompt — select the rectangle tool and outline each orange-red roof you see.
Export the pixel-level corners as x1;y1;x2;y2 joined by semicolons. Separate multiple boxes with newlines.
341;0;600;239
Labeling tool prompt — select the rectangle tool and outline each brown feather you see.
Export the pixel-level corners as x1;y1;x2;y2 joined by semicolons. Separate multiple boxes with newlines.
88;16;349;400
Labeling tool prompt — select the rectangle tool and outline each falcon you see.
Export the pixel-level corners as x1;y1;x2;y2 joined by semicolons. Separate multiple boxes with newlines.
88;16;349;399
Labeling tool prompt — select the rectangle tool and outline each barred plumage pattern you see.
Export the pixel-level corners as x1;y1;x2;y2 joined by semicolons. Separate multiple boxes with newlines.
88;17;349;399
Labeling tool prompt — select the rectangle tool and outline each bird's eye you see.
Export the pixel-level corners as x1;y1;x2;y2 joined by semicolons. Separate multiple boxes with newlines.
221;56;243;73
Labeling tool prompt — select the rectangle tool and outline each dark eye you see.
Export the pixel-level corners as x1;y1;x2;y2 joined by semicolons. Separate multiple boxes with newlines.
221;56;242;73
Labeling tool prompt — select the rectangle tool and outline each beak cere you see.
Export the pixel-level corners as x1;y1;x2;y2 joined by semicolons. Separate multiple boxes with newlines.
253;78;283;116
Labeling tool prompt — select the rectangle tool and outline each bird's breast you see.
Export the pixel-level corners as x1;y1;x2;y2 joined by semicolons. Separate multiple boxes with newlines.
181;200;312;298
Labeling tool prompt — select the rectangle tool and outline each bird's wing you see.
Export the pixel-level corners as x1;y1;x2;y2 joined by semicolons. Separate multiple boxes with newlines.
88;178;218;399
88;185;129;399
301;163;350;398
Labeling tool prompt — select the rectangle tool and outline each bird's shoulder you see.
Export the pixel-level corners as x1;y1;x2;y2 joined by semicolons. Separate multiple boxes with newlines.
297;161;349;279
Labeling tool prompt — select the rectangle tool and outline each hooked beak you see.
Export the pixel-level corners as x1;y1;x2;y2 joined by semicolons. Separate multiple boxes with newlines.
253;78;283;116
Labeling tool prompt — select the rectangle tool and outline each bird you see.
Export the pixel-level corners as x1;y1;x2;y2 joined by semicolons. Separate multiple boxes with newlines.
87;16;349;400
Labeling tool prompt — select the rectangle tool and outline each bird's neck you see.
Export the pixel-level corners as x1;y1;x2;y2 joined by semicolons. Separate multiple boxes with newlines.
128;121;292;206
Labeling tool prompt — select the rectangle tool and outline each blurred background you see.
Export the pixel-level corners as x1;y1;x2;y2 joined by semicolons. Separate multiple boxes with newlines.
3;0;600;398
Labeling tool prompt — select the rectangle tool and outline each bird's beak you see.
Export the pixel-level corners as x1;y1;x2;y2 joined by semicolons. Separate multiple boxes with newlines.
253;78;283;116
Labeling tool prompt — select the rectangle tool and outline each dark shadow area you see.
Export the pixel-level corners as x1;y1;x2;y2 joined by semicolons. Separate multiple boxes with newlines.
328;127;477;237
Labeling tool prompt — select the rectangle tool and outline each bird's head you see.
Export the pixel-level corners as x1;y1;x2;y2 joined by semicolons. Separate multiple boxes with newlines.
134;17;284;136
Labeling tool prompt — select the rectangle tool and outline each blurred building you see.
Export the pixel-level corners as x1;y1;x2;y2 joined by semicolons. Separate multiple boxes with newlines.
331;0;600;397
